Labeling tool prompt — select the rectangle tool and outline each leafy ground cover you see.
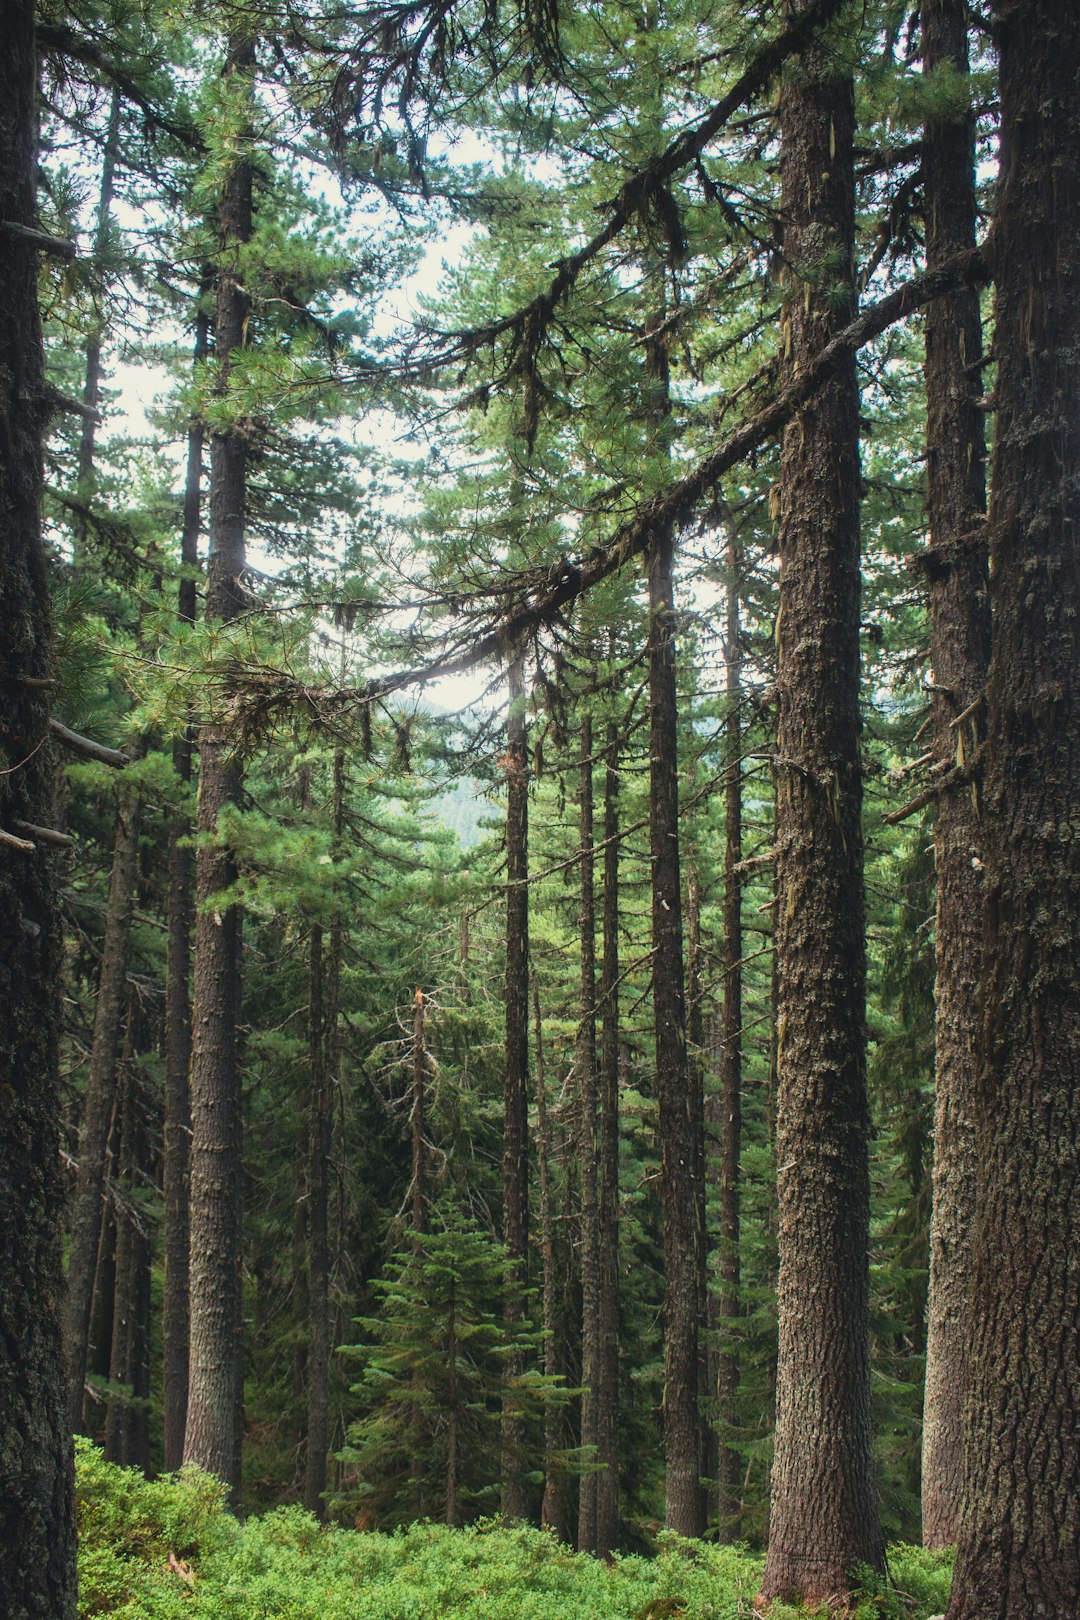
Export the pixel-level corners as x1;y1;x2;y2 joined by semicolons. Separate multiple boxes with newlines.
76;1440;953;1620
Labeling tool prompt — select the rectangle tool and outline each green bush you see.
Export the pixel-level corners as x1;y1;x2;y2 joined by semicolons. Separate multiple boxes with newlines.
75;1444;953;1620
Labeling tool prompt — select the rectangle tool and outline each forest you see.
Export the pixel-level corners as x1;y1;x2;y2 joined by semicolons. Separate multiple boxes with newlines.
0;0;1076;1616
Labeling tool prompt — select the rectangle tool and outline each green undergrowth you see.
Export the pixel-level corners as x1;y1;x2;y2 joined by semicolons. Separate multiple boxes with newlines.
76;1440;954;1620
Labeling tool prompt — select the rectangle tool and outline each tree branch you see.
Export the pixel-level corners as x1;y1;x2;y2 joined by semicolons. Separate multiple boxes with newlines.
0;220;77;259
412;0;853;366
49;719;130;768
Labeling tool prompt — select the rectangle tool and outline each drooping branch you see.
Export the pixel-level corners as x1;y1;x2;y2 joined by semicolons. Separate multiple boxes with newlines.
403;0;853;370
219;242;987;735
35;22;204;151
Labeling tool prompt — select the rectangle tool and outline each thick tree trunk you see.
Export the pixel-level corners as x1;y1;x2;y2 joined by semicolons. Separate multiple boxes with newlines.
500;648;531;1520
945;3;1080;1612
595;723;622;1557
648;519;704;1538
184;33;255;1494
759;19;883;1603
64;763;144;1427
716;543;743;1541
576;714;601;1552
0;8;77;1608
918;0;990;1549
162;299;209;1471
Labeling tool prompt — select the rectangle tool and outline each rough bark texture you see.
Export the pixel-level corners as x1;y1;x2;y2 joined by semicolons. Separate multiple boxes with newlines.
576;714;601;1552
919;0;990;1550
63;759;144;1428
163;300;209;1471
648;521;704;1538
500;648;531;1520
716;544;742;1540
759;21;883;1603
0;6;77;1609
595;723;622;1557
184;34;255;1493
944;3;1080;1612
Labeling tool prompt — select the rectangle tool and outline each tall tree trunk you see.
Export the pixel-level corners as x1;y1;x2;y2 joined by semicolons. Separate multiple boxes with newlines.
595;723;621;1557
534;972;569;1541
576;713;601;1552
0;7;77;1607
71;85;120;566
648;514;703;1537
918;0;990;1549
64;763;144;1427
945;3;1080;1611
409;986;427;1238
716;541;743;1541
162;297;209;1471
105;1023;151;1472
501;647;531;1520
184;33;255;1495
759;15;883;1602
304;922;332;1517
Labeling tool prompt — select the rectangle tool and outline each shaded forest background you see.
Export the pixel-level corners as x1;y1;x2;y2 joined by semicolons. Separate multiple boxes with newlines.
1;0;1077;1615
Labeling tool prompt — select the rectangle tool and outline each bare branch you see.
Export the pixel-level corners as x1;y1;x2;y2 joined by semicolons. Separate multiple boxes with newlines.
49;719;130;768
0;220;76;259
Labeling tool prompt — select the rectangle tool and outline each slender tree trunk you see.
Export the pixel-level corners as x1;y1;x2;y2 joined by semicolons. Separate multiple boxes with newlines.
501;648;531;1520
184;33;255;1494
64;763;144;1427
534;972;569;1541
0;9;77;1606
918;0;990;1548
304;922;332;1517
576;714;601;1552
759;16;883;1602
104;1024;151;1472
945;3;1080;1611
163;298;209;1471
716;542;743;1541
410;987;427;1238
647;514;704;1537
595;723;621;1557
686;847;710;1508
71;86;120;566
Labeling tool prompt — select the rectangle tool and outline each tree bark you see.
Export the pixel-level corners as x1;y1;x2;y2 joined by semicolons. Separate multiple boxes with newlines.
500;647;531;1520
184;32;255;1495
716;541;743;1541
71;85;120;567
576;713;601;1552
534;972;570;1541
918;0;990;1549
304;921;332;1517
648;516;704;1538
104;1025;151;1472
945;3;1080;1611
759;15;883;1602
0;7;77;1607
162;297;209;1471
595;722;622;1557
63;759;144;1428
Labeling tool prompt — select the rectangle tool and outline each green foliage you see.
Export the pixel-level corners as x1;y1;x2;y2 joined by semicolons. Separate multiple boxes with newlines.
340;1210;569;1527
77;1442;954;1619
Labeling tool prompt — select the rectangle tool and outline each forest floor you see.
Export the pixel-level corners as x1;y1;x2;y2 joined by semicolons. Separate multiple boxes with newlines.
77;1440;954;1620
